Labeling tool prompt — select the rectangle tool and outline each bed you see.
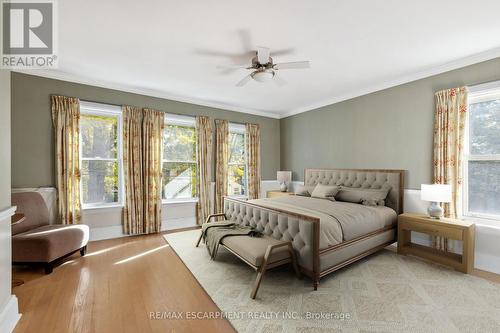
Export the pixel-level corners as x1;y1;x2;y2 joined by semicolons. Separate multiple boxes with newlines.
223;168;404;289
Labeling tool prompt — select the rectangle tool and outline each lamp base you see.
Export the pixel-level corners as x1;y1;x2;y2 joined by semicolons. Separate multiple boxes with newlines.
280;183;288;192
427;202;443;219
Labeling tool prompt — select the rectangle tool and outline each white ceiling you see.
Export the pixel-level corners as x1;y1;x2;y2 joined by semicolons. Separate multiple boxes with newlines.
26;0;500;118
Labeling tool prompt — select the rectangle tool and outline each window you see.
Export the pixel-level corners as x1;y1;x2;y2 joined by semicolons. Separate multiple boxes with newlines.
79;101;123;208
463;82;500;220
162;114;197;201
228;123;247;196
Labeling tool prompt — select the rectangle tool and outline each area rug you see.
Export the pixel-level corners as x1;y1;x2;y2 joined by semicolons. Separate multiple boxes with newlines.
164;230;500;333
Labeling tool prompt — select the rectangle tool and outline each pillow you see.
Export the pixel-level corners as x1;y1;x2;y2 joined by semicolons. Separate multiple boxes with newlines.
311;184;339;200
294;185;315;196
362;199;385;207
336;185;391;205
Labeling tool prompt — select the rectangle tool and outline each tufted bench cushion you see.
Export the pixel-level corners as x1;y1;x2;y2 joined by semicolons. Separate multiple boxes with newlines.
222;235;291;267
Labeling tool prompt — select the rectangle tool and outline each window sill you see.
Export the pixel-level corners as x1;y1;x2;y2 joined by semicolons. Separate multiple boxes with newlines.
82;205;124;213
162;198;199;205
462;215;500;228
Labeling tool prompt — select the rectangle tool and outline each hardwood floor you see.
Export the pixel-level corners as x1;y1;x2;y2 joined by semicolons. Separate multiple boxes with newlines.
12;232;236;333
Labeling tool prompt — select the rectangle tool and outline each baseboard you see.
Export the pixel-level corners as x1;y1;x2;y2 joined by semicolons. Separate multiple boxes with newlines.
475;252;500;275
89;217;198;241
0;295;21;333
89;225;130;242
162;217;197;231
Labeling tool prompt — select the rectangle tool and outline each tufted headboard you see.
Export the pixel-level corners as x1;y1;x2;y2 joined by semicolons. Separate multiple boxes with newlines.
304;168;404;214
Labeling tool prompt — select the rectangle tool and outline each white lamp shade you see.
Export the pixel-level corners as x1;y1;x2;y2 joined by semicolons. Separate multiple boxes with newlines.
421;184;452;203
277;171;292;183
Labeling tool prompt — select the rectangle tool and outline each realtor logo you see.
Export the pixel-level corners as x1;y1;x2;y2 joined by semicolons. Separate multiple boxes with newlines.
1;0;57;68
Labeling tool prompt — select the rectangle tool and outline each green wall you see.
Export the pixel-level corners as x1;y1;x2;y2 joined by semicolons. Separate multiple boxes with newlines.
11;72;280;187
0;70;12;314
0;70;11;209
280;57;500;189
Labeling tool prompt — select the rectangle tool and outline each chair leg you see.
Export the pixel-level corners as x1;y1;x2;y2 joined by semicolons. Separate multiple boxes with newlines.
80;246;87;256
44;263;53;274
195;231;203;247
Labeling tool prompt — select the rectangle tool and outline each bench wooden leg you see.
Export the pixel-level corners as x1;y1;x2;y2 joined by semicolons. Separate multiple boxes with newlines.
251;245;273;299
195;230;203;247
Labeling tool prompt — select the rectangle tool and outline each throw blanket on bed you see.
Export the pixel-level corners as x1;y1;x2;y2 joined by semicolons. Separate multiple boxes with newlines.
250;196;397;249
202;222;262;259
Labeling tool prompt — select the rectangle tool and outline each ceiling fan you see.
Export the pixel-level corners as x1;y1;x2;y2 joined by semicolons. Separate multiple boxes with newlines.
218;46;310;87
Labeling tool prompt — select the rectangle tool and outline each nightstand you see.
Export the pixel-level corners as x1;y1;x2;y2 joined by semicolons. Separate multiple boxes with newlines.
266;191;295;198
397;213;475;273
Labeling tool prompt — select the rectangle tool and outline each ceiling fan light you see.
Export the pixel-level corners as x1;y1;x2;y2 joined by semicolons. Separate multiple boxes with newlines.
251;70;274;83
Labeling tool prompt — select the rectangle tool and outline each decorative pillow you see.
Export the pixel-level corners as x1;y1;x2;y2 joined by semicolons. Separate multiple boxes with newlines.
361;199;385;207
336;185;391;205
294;185;315;196
311;184;339;200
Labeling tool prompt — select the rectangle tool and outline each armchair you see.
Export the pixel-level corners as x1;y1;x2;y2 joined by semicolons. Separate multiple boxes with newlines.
11;192;89;274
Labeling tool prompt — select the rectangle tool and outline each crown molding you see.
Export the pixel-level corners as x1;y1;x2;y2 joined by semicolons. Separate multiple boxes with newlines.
12;70;282;119
14;46;500;120
282;46;500;118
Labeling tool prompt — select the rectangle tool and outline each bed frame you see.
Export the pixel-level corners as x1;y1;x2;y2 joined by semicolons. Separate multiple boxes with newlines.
223;168;405;289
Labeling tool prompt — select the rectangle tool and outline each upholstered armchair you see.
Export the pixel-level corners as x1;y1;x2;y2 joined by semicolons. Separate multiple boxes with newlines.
11;192;89;274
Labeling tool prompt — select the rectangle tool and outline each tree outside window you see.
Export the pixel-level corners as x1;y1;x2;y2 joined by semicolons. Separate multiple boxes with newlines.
162;122;197;200
228;129;247;196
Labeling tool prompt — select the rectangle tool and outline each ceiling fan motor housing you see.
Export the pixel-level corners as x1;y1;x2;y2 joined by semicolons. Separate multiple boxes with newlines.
252;55;273;69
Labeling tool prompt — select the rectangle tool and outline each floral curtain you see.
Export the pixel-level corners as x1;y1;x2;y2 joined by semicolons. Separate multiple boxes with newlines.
196;116;213;224
432;86;468;250
122;106;144;234
51;95;82;224
245;123;261;200
142;108;164;233
215;119;229;214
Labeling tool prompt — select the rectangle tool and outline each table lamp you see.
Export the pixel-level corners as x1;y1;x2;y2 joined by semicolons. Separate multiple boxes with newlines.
421;184;452;219
277;171;292;192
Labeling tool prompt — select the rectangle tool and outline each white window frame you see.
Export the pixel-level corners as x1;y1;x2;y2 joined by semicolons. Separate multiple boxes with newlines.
79;101;124;210
462;81;500;221
227;123;248;199
162;114;198;203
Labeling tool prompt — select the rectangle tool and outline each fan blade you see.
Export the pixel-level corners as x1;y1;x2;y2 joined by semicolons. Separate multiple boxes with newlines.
236;74;252;87
273;74;287;86
257;46;270;64
274;61;310;70
216;64;249;70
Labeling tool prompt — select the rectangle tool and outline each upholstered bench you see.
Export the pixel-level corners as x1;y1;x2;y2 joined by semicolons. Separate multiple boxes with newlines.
196;214;301;299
